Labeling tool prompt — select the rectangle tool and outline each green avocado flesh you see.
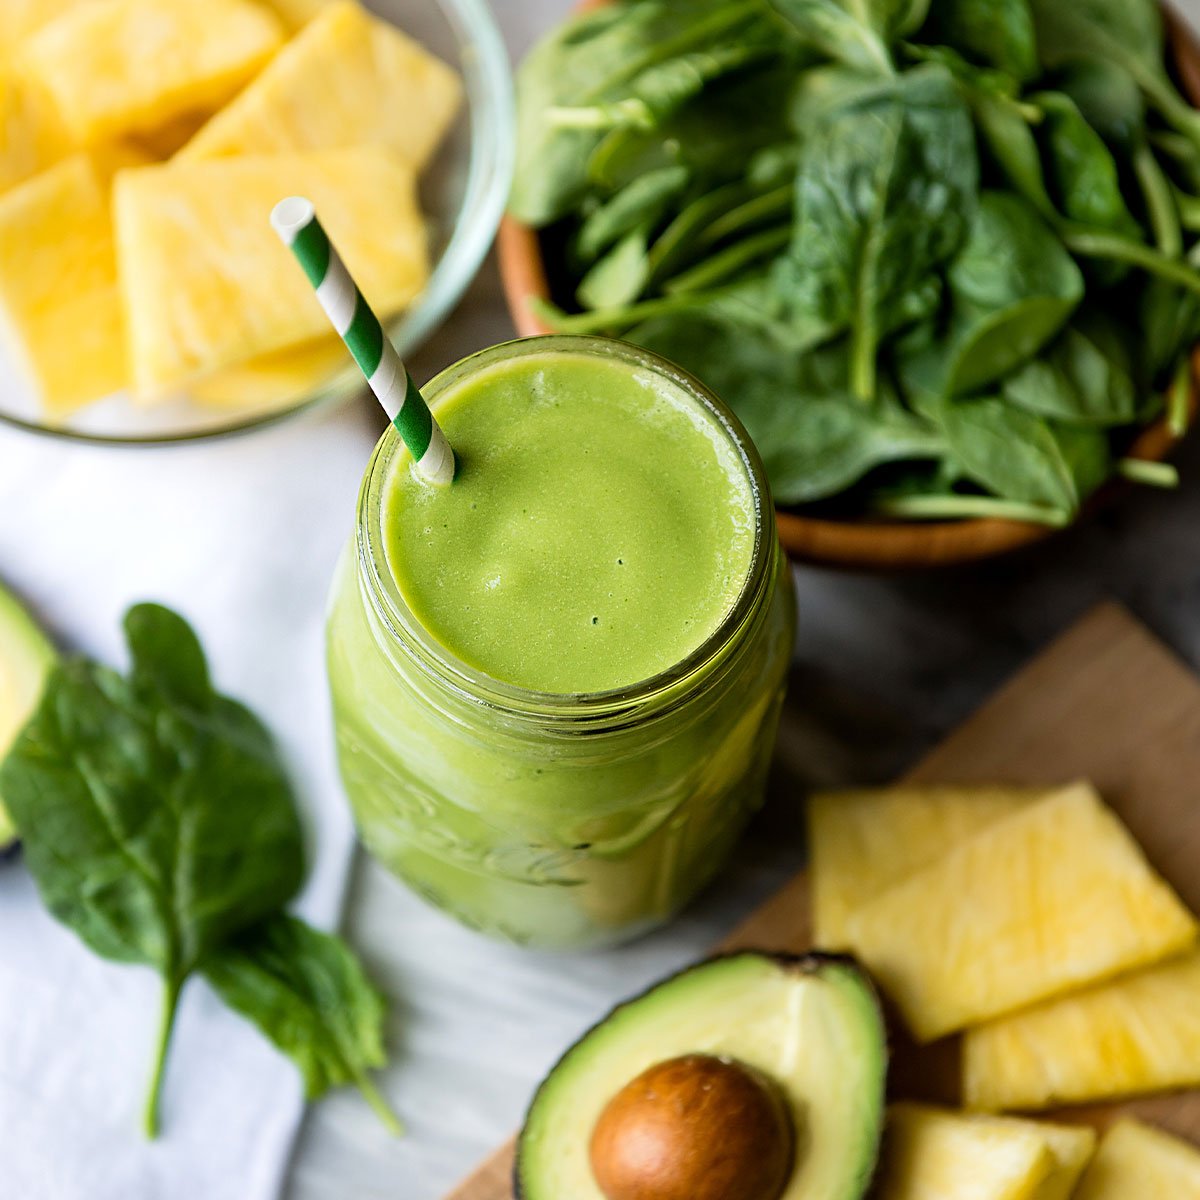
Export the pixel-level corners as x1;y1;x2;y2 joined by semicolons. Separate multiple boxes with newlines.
0;583;56;849
516;952;887;1200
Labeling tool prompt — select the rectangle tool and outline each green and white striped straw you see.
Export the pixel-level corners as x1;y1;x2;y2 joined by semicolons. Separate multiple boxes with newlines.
270;196;455;485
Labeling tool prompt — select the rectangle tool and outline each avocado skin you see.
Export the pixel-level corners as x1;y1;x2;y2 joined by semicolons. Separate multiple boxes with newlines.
514;950;887;1200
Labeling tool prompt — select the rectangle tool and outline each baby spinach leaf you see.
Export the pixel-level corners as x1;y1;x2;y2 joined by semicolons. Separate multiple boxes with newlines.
1002;309;1140;426
1052;422;1112;501
762;396;945;503
0;604;305;1136
511;0;769;223
769;0;926;75
204;914;400;1134
577;225;653;310
548;41;780;133
1140;278;1200;382
1034;91;1143;241
629;313;942;503
1055;57;1145;152
775;64;977;398
901;191;1083;400
1052;59;1178;255
920;0;1038;82
903;44;1054;216
933;395;1079;511
645;180;758;286
1029;0;1200;148
587;63;797;193
573;165;690;265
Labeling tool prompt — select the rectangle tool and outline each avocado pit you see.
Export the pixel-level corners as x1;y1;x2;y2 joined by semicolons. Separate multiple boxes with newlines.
588;1053;794;1200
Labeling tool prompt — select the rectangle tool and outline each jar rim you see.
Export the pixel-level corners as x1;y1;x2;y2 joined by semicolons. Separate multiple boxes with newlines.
355;334;775;720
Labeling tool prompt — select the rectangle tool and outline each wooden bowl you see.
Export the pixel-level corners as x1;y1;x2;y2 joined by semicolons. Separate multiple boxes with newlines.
499;6;1200;569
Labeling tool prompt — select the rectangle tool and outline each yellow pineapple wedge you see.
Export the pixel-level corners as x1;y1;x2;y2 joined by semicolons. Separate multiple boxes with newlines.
881;1105;1054;1200
259;0;333;32
0;154;126;414
879;1105;1095;1200
190;336;348;413
1074;1119;1200;1198
25;0;283;146
178;0;461;172
0;0;79;47
964;949;1200;1111
1026;1120;1098;1200
809;785;1042;948
0;68;72;195
114;146;428;397
842;781;1197;1042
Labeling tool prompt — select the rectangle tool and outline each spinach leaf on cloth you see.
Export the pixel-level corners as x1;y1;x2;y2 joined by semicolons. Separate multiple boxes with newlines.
0;604;396;1137
205;914;399;1133
775;64;978;398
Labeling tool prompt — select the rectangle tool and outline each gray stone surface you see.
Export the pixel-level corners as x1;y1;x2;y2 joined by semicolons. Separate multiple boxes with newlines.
287;2;1200;1198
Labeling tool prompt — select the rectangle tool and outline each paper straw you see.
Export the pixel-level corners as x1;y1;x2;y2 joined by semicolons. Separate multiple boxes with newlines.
270;196;455;485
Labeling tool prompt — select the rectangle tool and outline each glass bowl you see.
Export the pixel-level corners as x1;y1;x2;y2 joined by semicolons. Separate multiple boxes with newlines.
0;0;514;446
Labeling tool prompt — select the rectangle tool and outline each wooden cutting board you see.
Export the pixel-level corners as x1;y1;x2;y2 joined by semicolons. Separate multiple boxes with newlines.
446;602;1200;1199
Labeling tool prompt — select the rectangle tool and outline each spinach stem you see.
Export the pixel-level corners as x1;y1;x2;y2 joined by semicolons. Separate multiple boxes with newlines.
546;101;648;131
1133;142;1182;257
1174;187;1200;234
1062;229;1200;295
356;1073;405;1137
850;321;877;402
531;291;729;334
699;185;794;248
663;225;790;294
874;494;1070;526
1117;458;1180;488
143;976;182;1139
1168;356;1193;438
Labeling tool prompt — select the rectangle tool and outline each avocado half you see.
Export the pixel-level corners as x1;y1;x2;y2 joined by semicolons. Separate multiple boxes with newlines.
515;951;887;1200
0;583;57;853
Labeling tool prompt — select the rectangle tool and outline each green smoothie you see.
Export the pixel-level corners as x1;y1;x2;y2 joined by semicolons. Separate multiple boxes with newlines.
384;351;756;694
328;336;795;948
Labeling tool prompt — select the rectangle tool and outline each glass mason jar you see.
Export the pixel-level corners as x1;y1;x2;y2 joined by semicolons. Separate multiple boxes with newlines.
327;337;796;949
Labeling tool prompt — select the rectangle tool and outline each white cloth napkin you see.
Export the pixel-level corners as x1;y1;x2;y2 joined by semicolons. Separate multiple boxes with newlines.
0;401;382;1200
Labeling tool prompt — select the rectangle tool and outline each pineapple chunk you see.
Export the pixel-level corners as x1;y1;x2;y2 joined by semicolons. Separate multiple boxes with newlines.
178;0;461;171
0;0;80;47
25;0;283;146
964;949;1200;1111
1074;1120;1200;1199
259;0;334;33
114;146;428;397
190;336;348;412
880;1106;1095;1200
879;1105;1054;1200
127;109;214;160
0;154;126;413
1026;1120;1098;1200
0;68;72;195
842;782;1197;1041
810;785;1041;948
